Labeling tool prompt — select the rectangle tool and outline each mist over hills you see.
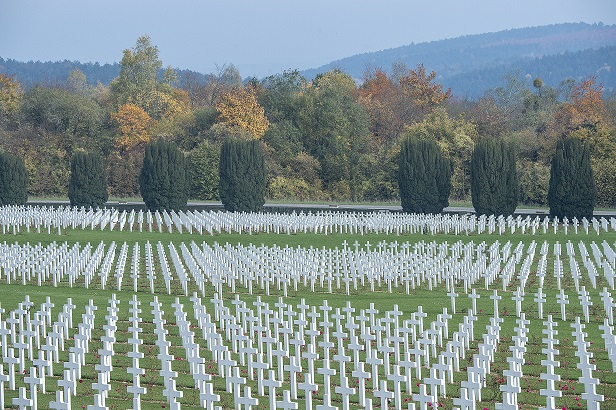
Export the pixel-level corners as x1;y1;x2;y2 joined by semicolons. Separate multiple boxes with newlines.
1;22;615;99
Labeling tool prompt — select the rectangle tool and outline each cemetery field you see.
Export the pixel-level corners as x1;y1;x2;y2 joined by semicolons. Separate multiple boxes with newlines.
0;211;615;409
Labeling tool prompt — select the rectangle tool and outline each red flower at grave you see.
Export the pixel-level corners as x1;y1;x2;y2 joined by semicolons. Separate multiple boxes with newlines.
79;379;83;383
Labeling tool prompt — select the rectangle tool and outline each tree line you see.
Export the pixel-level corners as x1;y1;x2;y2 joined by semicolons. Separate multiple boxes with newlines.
0;35;614;211
0;132;596;219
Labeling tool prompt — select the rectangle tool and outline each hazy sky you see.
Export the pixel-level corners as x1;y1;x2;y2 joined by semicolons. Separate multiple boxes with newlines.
1;0;615;78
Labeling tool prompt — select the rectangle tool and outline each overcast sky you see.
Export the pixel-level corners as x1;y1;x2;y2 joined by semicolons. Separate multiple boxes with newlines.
1;0;615;78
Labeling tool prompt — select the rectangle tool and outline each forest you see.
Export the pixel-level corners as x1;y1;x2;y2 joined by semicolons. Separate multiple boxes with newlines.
0;35;615;207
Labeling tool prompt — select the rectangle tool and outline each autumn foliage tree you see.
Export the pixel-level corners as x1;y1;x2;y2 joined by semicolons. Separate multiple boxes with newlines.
0;74;22;124
556;76;606;139
111;103;152;151
358;69;404;144
110;35;189;121
399;64;452;118
216;85;270;139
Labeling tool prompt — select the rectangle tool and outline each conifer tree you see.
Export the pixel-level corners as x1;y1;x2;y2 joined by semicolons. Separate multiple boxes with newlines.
139;139;188;211
0;152;28;206
219;138;265;212
548;137;596;219
470;138;518;216
398;137;451;213
68;152;108;207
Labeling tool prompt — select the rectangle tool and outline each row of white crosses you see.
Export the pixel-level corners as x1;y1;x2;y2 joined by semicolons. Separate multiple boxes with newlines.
2;291;614;409
0;205;615;236
1;238;615;299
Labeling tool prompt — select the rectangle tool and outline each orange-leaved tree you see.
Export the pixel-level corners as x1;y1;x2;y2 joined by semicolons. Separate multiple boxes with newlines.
358;69;404;145
556;76;607;139
399;64;451;118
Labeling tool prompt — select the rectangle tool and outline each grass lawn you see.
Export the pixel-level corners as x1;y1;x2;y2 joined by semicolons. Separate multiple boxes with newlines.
0;223;615;409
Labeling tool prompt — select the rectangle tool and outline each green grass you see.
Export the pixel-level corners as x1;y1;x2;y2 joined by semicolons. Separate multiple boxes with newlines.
1;225;615;409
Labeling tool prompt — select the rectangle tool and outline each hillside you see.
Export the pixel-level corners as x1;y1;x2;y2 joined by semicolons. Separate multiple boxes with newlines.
0;58;210;89
301;22;616;98
1;23;615;98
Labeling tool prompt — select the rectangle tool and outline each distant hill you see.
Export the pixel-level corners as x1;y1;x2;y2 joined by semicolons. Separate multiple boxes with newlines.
301;22;616;98
1;23;615;99
0;58;211;89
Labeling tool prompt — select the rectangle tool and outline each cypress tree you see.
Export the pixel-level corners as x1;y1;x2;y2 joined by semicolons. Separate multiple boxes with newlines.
470;138;518;216
398;137;451;214
139;139;189;211
0;152;28;206
68;152;108;207
548;137;596;219
219;138;266;212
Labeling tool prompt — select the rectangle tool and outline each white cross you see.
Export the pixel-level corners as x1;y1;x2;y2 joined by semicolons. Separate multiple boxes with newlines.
351;362;370;407
12;387;33;410
276;389;298;410
298;372;318;409
48;389;70;410
23;366;43;410
263;369;283;410
374;379;394;409
0;364;8;409
237;385;259;409
335;375;356;409
199;382;220;410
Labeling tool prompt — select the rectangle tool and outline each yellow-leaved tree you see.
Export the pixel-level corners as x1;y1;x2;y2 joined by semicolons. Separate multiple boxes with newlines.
0;73;22;121
111;103;152;152
216;86;269;139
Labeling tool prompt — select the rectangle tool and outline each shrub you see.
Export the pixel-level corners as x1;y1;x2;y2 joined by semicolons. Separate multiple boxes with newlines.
398;137;451;213
68;152;108;207
219;138;265;212
548;137;596;219
470;138;518;216
139;139;188;211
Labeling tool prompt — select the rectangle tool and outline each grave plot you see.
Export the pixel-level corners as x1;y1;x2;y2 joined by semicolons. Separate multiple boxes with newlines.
0;291;615;409
0;205;615;409
0;205;614;236
1;238;615;299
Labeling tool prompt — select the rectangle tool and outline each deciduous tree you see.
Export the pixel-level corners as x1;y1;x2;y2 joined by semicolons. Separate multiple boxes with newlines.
111;103;152;152
399;64;451;118
0;73;22;124
216;85;269;139
556;76;606;139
